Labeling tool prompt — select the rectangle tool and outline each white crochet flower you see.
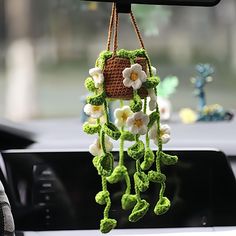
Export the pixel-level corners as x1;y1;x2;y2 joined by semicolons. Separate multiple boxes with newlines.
127;111;149;135
89;137;113;156
147;88;157;111
151;66;157;76
114;106;133;127
149;123;171;145
158;97;171;121
89;67;104;88
122;64;147;90
84;104;103;119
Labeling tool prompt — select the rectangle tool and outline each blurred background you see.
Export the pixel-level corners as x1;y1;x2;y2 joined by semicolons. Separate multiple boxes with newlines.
0;0;235;121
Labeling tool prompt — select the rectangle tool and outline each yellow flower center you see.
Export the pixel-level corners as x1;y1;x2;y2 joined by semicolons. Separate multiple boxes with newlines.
130;72;139;81
92;105;101;112
121;113;128;122
160;129;165;137
134;118;143;128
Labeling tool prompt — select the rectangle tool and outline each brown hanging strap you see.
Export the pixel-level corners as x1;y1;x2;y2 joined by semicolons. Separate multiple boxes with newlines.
106;4;146;55
113;4;119;55
106;3;115;51
129;10;145;50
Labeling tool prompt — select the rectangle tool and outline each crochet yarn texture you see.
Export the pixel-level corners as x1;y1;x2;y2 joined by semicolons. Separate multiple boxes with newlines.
83;3;178;233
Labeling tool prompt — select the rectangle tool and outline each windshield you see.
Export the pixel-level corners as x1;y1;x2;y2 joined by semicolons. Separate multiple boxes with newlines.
0;0;235;121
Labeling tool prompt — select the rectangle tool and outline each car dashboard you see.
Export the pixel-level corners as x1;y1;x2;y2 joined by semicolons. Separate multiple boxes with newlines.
0;118;236;235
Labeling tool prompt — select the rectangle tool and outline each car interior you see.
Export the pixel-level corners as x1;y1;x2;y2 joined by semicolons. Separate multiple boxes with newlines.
0;0;236;236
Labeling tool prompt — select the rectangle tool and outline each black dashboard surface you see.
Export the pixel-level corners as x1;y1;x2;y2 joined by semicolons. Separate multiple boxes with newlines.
1;149;236;231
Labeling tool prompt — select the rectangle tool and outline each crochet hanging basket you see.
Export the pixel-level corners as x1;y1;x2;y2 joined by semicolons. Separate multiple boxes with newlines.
104;55;148;100
83;3;178;234
101;3;149;100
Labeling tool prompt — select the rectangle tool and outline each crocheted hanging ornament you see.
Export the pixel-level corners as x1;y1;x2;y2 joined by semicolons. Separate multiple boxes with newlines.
83;3;178;234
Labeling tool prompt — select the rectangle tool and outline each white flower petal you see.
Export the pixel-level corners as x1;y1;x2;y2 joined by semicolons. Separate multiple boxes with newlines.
114;108;123;119
114;106;133;128
130;126;139;135
139;126;147;135
95;138;100;146
134;111;143;120
123;78;133;88
105;137;113;152
91;111;103;119
162;134;170;144
139;71;147;82
161;124;171;134
149;100;157;111
84;104;92;116
94;81;101;88
148;89;156;99
151;66;157;76
142;114;149;125
89;67;102;76
131;63;142;72
97;74;104;83
132;79;142;90
115;119;123;127
122;68;132;79
89;143;99;156
123;106;132;115
126;117;134;127
149;124;157;140
158;98;171;121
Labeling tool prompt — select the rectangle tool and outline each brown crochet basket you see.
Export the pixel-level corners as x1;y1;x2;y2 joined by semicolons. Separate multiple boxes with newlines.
103;5;148;100
104;57;148;100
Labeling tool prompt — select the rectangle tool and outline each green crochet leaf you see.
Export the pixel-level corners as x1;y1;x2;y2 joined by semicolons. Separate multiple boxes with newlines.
130;93;142;113
83;122;101;135
154;197;171;215
106;165;127;184
160;152;178;165
85;77;96;92
127;140;145;160
103;122;121;140
129;199;150;222
121;131;135;141
92;156;100;169
95;190;110;205
134;171;149;192
121;194;137;210
140;148;155;170
87;91;105;106
144;76;160;89
147;112;158;129
100;218;117;234
96;153;114;177
148;170;166;183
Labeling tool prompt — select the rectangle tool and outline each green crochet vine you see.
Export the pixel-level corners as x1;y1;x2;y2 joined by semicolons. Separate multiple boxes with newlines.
83;47;178;233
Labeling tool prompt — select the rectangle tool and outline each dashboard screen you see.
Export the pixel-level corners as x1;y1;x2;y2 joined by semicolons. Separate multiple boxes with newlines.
1;150;236;231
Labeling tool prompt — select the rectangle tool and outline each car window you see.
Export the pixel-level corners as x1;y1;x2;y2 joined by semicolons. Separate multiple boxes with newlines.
0;0;235;121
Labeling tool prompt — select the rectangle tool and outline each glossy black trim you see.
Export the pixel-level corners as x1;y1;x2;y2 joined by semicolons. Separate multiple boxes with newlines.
84;0;221;7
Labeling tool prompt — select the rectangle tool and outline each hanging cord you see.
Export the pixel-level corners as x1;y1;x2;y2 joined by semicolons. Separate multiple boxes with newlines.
129;10;145;50
113;4;119;56
107;5;147;56
106;3;115;51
